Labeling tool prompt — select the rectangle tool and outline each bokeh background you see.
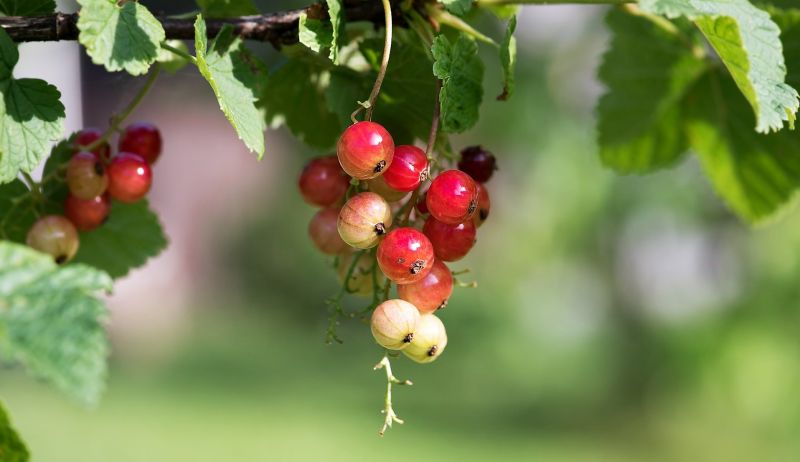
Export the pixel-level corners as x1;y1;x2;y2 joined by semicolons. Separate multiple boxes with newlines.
3;1;800;461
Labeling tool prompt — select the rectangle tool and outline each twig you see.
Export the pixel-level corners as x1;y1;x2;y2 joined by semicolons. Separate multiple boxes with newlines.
374;355;412;436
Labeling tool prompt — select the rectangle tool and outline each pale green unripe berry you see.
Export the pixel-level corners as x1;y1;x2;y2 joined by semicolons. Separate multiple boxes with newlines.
371;299;420;350
337;192;393;249
403;314;447;364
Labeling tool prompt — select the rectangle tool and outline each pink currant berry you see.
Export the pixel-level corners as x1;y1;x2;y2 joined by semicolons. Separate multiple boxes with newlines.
66;151;108;200
426;170;478;225
382;145;428;192
371;299;420;350
64;194;110;232
107;153;152;203
473;183;491;227
26;215;79;264
74;127;111;161
367;175;407;202
458;145;497;183
298;155;350;207
337;192;392;249
377;227;434;284
119;122;162;164
397;259;453;314
337;251;386;296
308;208;348;255
423;216;476;262
336;121;394;180
403;313;448;364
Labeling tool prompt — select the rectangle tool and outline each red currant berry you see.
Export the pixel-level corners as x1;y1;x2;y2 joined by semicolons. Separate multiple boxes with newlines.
338;251;386;296
382;145;428;192
397;259;453;314
473;183;491;228
119;122;162;164
403;313;447;364
308;208;348;255
458;145;497;183
298;155;350;207
74;127;111;161
367;175;407;202
426;170;478;225
377;227;435;284
336;121;394;180
64;194;110;231
423;216;476;262
107;153;152;203
66;151;108;200
337;192;392;249
371;299;420;350
415;192;429;215
26;215;79;264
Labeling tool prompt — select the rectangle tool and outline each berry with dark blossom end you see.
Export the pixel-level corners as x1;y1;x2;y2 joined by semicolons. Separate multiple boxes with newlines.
458;145;497;183
74;127;111;161
107;153;152;203
397;259;453;314
382;145;428;192
423;216;476;262
337;251;386;296
298;155;350;208
337;192;392;249
426;170;478;225
473;183;491;228
64;194;110;231
26;215;79;264
336;121;394;180
371;299;420;350
367;175;407;202
119;122;162;164
377;227;434;284
67;151;108;200
403;313;448;364
308;208;349;255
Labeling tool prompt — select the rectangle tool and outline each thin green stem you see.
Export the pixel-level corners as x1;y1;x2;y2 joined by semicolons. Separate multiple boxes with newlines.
374;354;412;436
427;5;498;47
326;250;367;343
361;0;393;121
161;42;196;63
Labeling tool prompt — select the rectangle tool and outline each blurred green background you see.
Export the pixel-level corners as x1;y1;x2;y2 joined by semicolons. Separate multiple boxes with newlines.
4;2;800;461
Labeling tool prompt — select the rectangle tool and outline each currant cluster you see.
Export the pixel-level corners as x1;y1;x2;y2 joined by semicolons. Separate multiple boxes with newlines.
26;123;162;264
299;121;496;364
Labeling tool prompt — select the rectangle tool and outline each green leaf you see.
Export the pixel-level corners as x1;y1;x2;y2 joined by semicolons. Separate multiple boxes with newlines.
0;0;54;16
157;40;190;74
195;0;258;17
432;34;484;134
326;0;344;64
77;0;166;76
72;200;167;279
596;9;706;173
640;0;800;133
0;401;28;462
0;180;34;242
194;16;265;157
298;12;333;54
0;241;112;405
497;15;517;101
686;71;800;223
438;0;472;16
0;27;66;184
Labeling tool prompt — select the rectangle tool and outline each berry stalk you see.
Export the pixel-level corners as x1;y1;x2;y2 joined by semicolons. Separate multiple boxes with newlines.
374;355;412;436
352;0;393;122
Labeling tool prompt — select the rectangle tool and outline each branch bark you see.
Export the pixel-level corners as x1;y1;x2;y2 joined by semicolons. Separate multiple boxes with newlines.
0;0;400;46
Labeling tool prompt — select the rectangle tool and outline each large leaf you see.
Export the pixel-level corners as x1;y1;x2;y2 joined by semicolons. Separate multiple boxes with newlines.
0;241;112;405
640;0;799;133
597;9;706;173
0;29;65;184
77;0;165;76
194;17;265;157
0;401;28;462
432;34;484;134
195;0;258;17
498;15;517;101
0;0;54;16
298;12;333;54
686;71;800;223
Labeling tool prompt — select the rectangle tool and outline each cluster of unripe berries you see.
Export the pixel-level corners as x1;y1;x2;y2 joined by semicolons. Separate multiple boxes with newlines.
300;121;496;363
26;123;162;264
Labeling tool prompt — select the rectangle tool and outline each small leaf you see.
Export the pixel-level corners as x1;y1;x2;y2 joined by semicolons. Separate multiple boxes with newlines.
326;0;344;64
432;34;484;134
438;0;472;16
72;200;168;279
0;400;29;462
0;241;112;405
0;0;54;16
497;15;517;101
195;0;258;17
194;16;266;157
640;0;800;133
298;12;333;54
77;0;166;76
